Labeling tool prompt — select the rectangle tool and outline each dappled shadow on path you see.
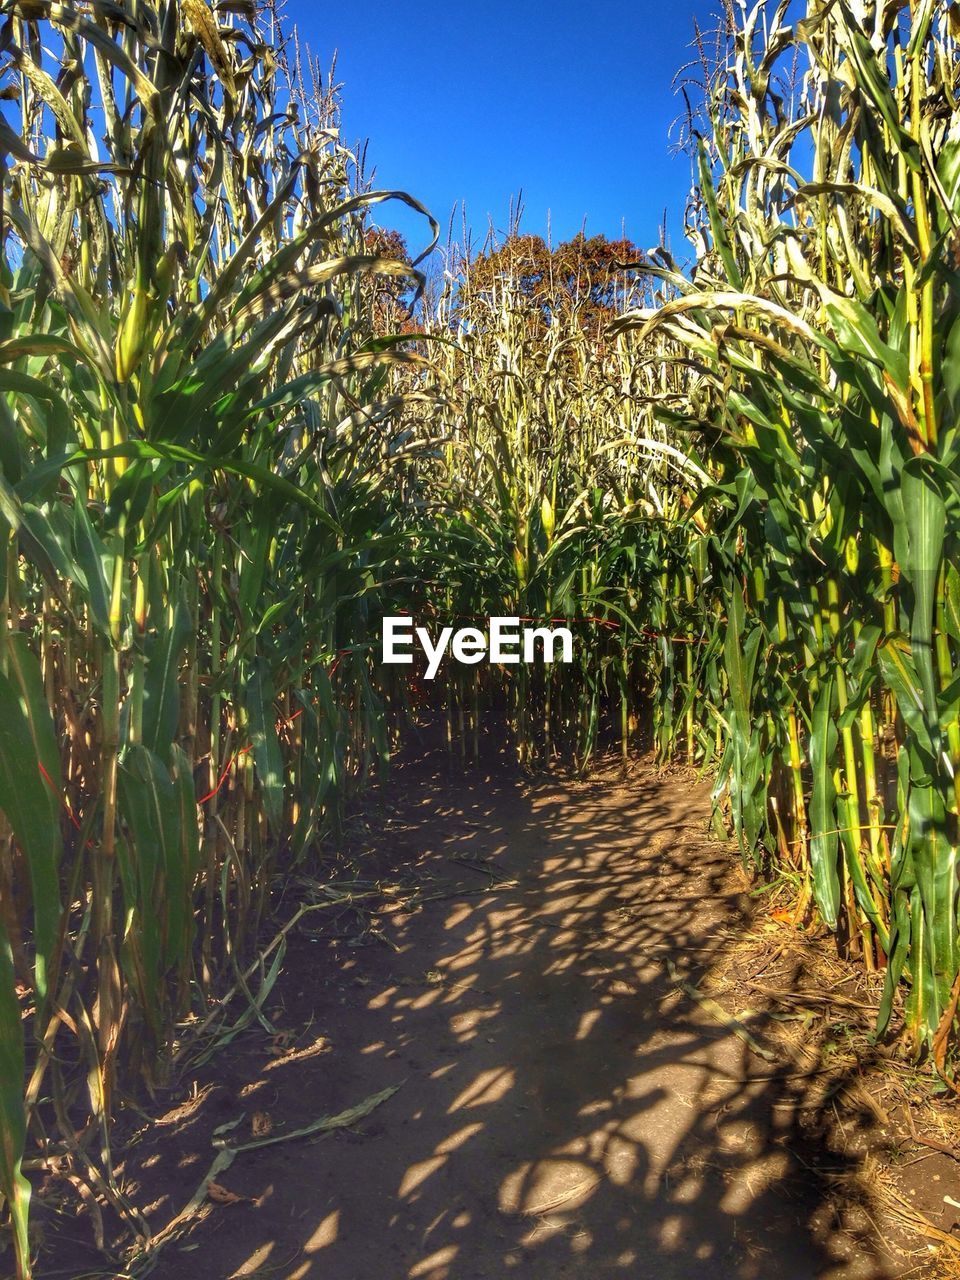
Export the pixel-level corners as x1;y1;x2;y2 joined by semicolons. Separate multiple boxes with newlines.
143;756;894;1280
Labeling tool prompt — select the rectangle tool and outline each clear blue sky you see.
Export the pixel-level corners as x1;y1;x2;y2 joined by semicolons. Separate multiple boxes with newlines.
285;1;721;264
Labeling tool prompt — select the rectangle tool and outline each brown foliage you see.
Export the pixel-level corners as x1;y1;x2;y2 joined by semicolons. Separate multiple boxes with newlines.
465;232;648;335
362;226;423;334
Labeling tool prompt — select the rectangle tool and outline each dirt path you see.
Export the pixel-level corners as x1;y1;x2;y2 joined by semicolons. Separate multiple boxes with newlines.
119;758;903;1280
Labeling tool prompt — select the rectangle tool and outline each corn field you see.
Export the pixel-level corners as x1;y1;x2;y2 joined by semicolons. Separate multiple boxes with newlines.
0;0;958;1274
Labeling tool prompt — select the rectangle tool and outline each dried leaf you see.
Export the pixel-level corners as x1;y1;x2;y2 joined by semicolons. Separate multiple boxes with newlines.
251;1111;272;1138
269;1031;294;1056
222;1084;402;1153
207;1180;243;1206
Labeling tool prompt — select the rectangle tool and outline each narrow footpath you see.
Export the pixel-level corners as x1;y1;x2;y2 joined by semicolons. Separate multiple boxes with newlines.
134;758;901;1280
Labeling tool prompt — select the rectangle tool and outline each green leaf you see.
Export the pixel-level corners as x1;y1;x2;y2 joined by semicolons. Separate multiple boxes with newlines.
117;745;178;1030
808;677;840;930
71;496;113;638
878;635;934;764
907;782;958;1043
697;141;743;290
168;744;200;982
0;634;63;999
901;462;946;732
246;659;284;833
142;596;191;756
0;924;30;1279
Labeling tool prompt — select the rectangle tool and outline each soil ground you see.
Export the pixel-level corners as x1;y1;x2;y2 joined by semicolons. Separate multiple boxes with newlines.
31;752;960;1279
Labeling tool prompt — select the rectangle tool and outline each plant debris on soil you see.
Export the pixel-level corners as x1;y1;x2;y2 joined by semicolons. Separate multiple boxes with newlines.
26;752;960;1280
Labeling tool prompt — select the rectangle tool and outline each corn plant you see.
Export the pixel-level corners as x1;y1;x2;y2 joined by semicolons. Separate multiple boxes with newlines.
406;237;707;771
4;0;960;1273
0;2;437;1273
615;0;960;1062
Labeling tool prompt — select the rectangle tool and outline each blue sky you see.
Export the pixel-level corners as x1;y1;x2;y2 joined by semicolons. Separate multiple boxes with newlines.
285;2;722;264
